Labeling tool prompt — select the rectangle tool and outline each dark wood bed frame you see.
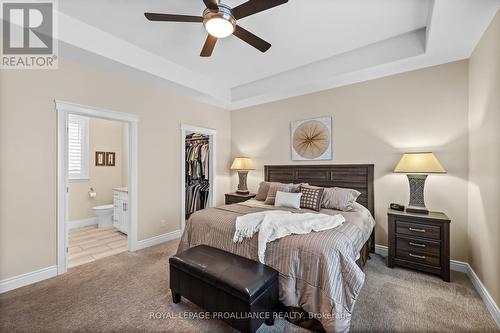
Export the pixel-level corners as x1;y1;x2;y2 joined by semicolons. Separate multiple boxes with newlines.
264;164;375;254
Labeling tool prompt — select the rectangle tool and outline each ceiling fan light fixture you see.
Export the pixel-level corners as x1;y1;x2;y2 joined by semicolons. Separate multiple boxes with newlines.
204;17;234;38
144;0;289;57
203;3;236;38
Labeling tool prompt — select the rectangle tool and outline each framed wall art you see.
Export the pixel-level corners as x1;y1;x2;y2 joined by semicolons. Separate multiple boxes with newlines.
106;152;116;166
95;151;106;166
291;116;332;161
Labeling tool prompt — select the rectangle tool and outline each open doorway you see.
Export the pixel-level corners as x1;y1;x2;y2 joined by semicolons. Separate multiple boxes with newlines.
180;124;216;231
66;115;129;268
56;101;139;275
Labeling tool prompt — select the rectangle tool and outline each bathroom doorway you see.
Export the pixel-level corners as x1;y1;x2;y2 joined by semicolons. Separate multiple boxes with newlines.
56;101;139;274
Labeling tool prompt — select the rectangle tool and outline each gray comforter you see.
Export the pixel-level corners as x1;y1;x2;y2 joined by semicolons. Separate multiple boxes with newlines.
178;200;375;332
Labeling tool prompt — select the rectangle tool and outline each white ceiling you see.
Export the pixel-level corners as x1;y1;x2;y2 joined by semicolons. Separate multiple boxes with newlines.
57;0;500;109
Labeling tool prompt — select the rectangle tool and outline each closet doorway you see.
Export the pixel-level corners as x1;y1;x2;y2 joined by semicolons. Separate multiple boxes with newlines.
180;124;216;231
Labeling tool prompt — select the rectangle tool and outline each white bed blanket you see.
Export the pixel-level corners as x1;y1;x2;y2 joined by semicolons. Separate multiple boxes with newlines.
233;210;346;262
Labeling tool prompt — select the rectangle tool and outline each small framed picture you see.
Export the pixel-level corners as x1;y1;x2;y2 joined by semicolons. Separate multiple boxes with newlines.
95;151;106;166
106;152;116;166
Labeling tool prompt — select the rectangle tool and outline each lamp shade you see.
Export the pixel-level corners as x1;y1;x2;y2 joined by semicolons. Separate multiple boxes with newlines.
230;157;255;171
393;152;446;173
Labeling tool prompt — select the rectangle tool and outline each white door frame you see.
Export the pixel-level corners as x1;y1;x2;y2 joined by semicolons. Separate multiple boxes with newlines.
180;124;216;231
55;100;139;275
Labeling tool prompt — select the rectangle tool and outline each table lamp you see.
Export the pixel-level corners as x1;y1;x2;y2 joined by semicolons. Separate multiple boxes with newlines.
230;157;255;194
393;152;446;214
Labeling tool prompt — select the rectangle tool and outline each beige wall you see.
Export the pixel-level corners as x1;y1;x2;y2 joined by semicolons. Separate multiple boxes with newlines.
231;60;470;262
68;118;127;221
468;10;500;305
0;59;231;280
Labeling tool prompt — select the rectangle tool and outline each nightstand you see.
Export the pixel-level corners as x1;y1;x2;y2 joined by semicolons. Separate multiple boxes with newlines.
387;209;451;282
225;192;256;205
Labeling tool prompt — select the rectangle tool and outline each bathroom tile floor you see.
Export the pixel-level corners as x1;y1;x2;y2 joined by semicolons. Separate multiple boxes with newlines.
68;225;127;268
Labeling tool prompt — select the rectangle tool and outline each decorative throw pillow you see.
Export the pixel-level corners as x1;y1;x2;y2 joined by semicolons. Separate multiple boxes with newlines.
255;181;274;201
291;183;309;193
256;182;307;201
299;185;324;211
274;191;302;209
265;184;293;205
322;187;361;211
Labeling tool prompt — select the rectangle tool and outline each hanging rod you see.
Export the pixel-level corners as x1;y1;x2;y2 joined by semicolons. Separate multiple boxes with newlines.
185;137;209;142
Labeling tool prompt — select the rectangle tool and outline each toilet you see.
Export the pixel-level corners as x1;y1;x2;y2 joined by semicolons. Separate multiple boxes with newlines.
92;204;114;228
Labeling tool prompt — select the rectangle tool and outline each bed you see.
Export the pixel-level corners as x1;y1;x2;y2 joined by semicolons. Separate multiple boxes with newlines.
178;164;375;332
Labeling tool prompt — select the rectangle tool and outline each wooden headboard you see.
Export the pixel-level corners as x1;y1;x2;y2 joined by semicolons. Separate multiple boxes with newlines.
264;164;374;216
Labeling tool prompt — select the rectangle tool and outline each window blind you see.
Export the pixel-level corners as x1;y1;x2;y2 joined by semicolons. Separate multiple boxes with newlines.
68;114;89;180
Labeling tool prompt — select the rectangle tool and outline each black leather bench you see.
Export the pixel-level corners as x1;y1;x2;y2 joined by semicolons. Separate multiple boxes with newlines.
169;245;279;333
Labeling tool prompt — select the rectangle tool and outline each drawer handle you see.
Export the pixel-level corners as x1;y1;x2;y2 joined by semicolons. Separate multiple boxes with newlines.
409;227;426;233
409;253;426;259
409;242;426;248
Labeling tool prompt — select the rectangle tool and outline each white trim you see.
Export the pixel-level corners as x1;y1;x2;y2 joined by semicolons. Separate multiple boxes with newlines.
374;244;499;327
465;263;500;327
449;259;469;274
55;100;139;123
0;266;58;294
128;121;139;251
67;218;97;230
180;124;217;232
56;109;68;275
374;244;388;257
134;230;182;251
55;100;139;273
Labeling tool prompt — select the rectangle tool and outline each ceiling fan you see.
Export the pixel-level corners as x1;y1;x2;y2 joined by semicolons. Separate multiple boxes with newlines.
144;0;288;57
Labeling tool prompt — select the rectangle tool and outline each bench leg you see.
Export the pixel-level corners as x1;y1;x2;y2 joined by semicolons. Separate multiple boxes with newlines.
171;290;181;304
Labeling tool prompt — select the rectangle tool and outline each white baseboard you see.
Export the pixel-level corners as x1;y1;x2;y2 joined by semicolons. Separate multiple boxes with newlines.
374;244;499;327
0;265;58;294
375;244;388;257
449;259;469;273
67;217;97;230
465;262;500;327
134;229;182;251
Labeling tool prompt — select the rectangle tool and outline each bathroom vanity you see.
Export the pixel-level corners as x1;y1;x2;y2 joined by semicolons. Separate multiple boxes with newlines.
113;187;129;235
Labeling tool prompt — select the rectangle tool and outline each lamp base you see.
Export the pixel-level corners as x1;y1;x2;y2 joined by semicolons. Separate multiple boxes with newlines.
405;174;429;215
236;171;249;194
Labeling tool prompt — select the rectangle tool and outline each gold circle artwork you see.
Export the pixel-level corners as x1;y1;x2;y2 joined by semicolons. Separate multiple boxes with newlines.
292;120;330;159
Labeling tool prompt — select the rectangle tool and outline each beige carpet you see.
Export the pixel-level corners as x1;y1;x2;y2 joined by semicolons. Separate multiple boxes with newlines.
0;239;497;332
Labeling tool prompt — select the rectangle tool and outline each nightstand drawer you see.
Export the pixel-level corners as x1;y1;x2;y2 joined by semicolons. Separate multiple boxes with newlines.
396;220;440;240
396;236;440;257
396;248;440;267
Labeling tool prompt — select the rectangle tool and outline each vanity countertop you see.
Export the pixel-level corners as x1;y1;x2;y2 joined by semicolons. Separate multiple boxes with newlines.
113;187;128;193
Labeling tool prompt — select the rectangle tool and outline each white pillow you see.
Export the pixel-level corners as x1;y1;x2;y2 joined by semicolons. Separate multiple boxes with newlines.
274;191;302;209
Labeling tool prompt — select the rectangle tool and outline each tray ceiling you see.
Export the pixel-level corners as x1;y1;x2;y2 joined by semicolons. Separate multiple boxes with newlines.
57;0;500;109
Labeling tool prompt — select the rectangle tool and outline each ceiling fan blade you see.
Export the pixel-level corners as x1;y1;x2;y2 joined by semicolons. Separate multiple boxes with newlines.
202;0;219;11
200;35;218;57
233;25;271;53
232;0;288;20
144;13;203;23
